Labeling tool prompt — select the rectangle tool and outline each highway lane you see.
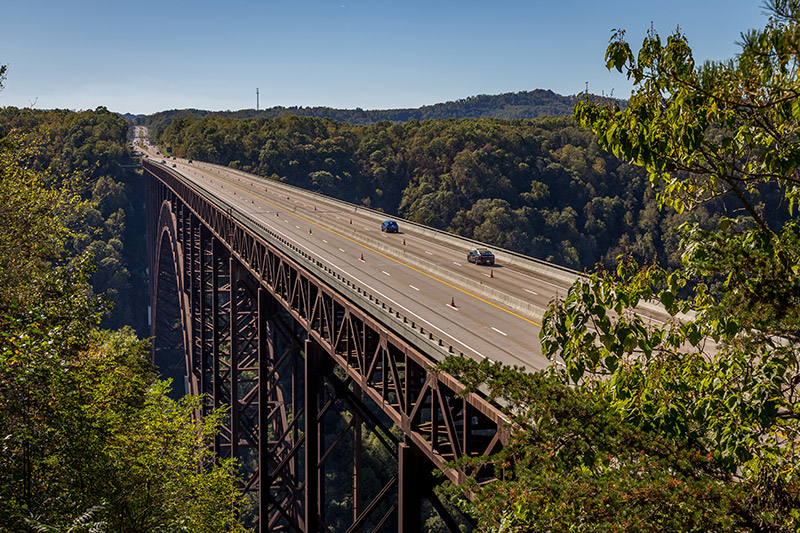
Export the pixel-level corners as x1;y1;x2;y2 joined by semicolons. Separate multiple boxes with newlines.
169;159;574;309
137;138;585;371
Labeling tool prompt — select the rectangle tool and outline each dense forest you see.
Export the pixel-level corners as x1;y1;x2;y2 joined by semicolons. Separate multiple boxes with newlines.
154;113;698;271
441;3;800;530
0;106;148;334
149;3;800;529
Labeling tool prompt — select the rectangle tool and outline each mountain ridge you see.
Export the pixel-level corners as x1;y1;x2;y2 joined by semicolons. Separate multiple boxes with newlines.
133;89;621;128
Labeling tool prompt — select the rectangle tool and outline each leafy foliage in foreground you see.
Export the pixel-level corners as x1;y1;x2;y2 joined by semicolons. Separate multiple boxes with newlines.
0;107;248;532
437;359;748;531
442;1;800;530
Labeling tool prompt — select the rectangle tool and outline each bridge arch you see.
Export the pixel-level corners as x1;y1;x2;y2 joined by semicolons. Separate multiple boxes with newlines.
152;200;193;400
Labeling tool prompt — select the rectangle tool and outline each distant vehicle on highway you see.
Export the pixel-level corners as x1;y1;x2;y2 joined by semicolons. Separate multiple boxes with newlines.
161;160;166;164
381;220;399;233
188;159;193;164
172;164;177;167
467;249;495;265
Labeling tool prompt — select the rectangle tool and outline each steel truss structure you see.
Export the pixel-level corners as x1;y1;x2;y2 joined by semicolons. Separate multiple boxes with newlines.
145;161;508;532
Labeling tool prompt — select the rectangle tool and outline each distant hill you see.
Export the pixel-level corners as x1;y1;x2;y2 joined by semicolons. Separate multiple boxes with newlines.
135;89;593;131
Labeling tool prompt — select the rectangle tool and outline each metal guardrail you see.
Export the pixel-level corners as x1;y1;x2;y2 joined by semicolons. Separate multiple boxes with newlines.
148;158;683;368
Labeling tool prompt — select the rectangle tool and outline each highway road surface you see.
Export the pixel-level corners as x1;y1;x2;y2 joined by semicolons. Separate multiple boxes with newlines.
134;129;607;371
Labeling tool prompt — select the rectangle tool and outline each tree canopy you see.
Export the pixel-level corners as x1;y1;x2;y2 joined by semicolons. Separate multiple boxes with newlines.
441;2;800;530
0;106;149;334
0;96;248;531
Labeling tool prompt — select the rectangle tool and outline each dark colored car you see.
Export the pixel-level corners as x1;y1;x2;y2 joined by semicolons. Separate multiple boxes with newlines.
467;249;495;265
381;220;399;233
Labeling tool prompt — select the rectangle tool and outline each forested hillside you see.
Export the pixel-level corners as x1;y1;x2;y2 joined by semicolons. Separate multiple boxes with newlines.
0;106;148;334
0;99;248;530
155;113;700;271
4;0;798;526
139;89;582;131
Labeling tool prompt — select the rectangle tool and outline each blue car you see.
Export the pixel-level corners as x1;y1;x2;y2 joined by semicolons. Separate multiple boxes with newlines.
381;220;399;233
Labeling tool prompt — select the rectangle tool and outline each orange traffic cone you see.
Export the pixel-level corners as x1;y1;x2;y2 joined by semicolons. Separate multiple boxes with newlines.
490;270;494;278
450;297;456;307
360;253;365;261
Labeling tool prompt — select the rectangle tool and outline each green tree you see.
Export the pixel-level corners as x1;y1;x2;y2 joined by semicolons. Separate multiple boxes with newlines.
0;97;248;532
437;359;746;532
0;105;149;334
442;2;800;530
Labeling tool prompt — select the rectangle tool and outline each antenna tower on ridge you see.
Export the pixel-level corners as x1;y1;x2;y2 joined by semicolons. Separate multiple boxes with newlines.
256;88;259;112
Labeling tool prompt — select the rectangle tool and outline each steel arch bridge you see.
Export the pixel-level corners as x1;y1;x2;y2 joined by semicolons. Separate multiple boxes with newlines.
145;161;508;532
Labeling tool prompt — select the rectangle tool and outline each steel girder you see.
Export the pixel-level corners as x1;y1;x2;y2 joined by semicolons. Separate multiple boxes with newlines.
145;161;506;531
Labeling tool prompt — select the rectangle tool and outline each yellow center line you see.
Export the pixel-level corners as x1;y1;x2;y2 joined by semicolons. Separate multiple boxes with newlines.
188;163;542;327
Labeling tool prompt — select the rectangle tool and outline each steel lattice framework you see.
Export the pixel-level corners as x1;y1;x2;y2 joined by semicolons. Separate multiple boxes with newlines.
145;161;508;532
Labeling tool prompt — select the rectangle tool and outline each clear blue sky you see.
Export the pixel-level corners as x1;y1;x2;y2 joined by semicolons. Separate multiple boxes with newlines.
0;0;767;115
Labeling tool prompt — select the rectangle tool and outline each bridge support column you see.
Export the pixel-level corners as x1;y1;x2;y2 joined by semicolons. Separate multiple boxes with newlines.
398;442;426;532
211;238;229;457
229;255;240;462
352;383;363;527
304;339;323;532
257;287;269;530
